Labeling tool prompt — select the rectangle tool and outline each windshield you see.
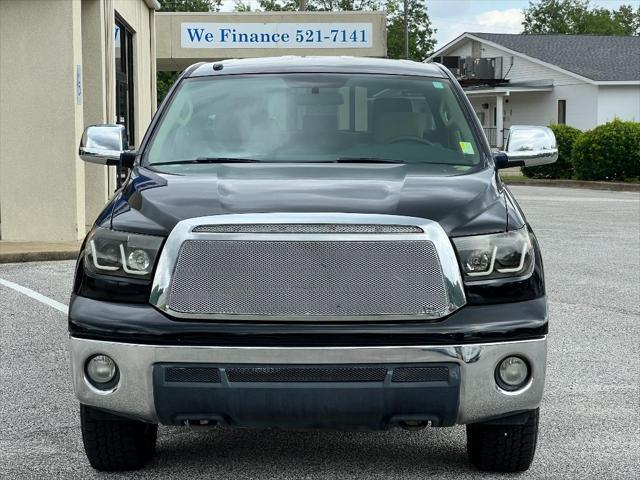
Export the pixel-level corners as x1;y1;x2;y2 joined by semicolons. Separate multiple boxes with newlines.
145;74;483;171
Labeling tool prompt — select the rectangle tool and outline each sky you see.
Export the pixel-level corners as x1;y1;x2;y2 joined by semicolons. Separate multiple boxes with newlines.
220;0;636;48
426;0;635;48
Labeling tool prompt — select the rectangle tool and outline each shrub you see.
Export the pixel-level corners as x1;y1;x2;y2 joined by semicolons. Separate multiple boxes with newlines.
572;120;640;182
522;124;581;179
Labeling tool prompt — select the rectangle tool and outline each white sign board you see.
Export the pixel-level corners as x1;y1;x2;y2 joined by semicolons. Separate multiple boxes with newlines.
181;23;373;49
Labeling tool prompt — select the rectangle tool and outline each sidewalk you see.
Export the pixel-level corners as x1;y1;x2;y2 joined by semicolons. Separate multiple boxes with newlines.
0;241;81;263
501;176;640;192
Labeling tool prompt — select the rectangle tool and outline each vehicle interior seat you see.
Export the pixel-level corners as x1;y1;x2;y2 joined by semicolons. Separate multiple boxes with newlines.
371;97;413;118
372;97;428;143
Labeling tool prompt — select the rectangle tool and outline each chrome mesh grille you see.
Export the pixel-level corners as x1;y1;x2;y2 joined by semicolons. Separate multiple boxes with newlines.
192;224;423;234
226;366;388;383
167;239;449;318
160;364;452;384
391;366;449;383
165;367;221;383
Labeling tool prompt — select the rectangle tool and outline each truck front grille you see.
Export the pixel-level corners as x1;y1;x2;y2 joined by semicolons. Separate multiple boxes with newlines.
226;366;388;383
166;239;449;319
162;365;450;384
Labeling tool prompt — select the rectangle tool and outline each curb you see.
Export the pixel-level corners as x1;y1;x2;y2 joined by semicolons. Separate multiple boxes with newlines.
0;250;79;264
502;178;640;192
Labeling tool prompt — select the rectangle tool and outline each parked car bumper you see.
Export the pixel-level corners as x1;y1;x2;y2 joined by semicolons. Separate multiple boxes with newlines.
69;336;546;428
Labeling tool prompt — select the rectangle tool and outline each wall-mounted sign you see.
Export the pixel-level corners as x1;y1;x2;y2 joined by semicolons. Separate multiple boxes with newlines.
76;64;82;106
181;23;373;49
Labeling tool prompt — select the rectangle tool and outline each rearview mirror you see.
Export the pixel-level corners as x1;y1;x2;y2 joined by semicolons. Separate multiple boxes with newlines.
79;124;128;166
501;125;558;168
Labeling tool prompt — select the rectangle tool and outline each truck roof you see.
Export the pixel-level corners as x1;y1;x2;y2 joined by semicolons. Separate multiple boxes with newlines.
187;56;447;78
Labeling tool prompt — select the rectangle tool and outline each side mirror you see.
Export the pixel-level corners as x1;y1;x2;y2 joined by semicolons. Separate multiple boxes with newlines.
79;124;128;166
497;125;558;169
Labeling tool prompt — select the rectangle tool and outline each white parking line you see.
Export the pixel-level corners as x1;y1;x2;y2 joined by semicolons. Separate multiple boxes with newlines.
0;277;69;314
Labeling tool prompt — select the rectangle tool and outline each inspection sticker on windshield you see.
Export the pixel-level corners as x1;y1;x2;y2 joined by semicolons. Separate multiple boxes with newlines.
432;81;444;89
459;142;475;154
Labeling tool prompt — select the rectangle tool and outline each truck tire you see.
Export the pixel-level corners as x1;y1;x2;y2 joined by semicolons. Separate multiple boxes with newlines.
80;404;157;471
466;408;539;472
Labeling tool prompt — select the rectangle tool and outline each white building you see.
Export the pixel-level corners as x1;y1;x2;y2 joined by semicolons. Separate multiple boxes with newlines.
429;33;640;147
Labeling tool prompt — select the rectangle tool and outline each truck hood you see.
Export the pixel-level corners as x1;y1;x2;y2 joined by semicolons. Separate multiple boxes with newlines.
110;163;510;237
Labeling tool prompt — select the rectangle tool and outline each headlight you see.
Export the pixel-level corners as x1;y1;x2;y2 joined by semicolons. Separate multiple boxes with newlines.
84;228;163;279
452;227;534;282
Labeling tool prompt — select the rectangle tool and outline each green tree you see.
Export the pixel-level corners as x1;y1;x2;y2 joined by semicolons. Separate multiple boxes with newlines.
255;0;299;10
233;0;253;11
311;0;381;10
385;0;435;61
611;4;640;35
159;0;221;11
156;0;222;104
523;0;640;35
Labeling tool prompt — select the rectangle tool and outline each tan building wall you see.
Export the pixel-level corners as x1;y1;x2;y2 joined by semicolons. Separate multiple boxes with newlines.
0;0;86;242
0;0;158;241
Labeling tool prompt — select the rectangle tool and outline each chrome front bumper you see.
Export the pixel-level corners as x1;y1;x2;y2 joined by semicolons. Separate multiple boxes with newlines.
69;336;546;425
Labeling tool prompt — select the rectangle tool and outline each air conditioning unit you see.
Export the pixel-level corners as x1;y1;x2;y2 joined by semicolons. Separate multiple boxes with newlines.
459;57;503;81
433;56;461;78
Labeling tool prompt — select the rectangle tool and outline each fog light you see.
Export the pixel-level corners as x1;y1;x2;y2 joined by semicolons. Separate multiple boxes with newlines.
496;356;529;391
86;354;118;387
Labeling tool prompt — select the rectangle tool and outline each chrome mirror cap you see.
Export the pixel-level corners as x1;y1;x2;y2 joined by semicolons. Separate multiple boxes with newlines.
505;125;559;167
79;124;127;165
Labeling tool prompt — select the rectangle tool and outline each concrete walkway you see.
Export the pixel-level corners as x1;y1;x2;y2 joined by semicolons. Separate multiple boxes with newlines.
0;241;81;263
502;177;640;192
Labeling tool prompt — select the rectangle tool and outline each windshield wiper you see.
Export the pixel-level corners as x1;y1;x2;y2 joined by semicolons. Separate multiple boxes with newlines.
152;157;405;166
152;157;260;166
335;157;405;164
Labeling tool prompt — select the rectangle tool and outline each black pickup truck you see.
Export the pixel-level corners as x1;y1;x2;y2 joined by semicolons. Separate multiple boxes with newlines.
71;56;557;473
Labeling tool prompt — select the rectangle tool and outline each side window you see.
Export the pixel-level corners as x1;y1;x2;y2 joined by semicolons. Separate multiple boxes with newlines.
115;17;135;186
115;17;135;146
558;100;566;125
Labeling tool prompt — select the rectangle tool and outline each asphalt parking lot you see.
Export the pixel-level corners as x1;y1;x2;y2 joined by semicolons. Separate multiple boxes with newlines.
1;185;638;479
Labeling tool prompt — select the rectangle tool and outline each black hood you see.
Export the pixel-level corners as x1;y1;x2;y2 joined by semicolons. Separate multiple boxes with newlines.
110;163;511;237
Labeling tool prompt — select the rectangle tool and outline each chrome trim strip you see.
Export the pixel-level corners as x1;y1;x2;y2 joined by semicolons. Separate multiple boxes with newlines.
69;336;547;425
191;224;425;234
149;213;466;321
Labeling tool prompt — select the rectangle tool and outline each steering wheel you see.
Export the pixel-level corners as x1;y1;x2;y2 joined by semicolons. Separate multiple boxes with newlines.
389;136;434;146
